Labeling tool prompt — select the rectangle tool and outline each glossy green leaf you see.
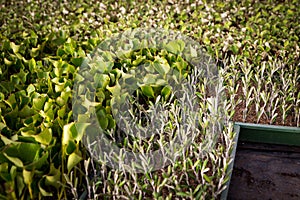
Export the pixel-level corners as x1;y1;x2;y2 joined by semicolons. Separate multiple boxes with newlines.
203;174;212;183
71;57;84;67
96;108;108;129
0;134;18;145
165;40;185;54
32;95;47;110
33;128;52;145
38;179;53;197
106;114;116;129
4;57;13;65
28;58;36;72
16;175;25;197
19;105;34;118
94;74;110;89
45;164;61;188
30;46;40;57
63;122;76;146
23;169;33;198
67;152;82;173
66;140;76;155
73;123;90;142
23;169;33;185
153;57;170;75
26;152;48;170
10;42;20;54
56;47;65;57
106;82;121;96
3;153;23;168
141;85;155;98
161;85;172;99
26;84;35;95
143;74;157;85
17;143;40;164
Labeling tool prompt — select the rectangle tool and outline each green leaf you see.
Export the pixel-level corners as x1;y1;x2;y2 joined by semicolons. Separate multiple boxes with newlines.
56;47;65;57
190;46;197;57
2;143;41;167
28;58;36;72
63;123;74;143
10;42;20;54
132;55;145;65
203;174;212;183
107;114;116;129
23;169;33;185
0;92;4;101
26;152;48;170
3;108;18;129
63;122;78;153
45;164;61;188
272;4;282;12
26;84;35;95
161;85;172;99
174;56;188;71
94;74;110;89
23;169;33;198
143;74;157;85
153;57;170;75
165;40;185;54
231;44;239;54
18;143;40;163
176;192;190;198
96;89;105;104
96;108;108;130
203;37;210;45
71;57;84;67
106;81;121;96
0;134;18;145
4;58;13;65
66;140;76;155
3;153;23;168
30;46;40;57
90;60;113;73
0;163;10;181
32;95;47;110
38;179;53;197
141;85;155;98
19;105;34;118
16;175;25;196
33;128;52;145
5;93;16;108
10;166;17;180
56;96;65;107
67;152;82;173
73;123;89;142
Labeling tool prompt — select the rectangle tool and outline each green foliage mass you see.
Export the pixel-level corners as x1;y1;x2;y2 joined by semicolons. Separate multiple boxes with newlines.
0;0;299;199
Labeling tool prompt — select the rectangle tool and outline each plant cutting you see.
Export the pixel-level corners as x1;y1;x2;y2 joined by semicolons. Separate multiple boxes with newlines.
69;28;234;199
0;0;299;199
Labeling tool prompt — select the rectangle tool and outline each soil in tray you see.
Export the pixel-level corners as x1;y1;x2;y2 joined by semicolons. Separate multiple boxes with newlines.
228;142;300;200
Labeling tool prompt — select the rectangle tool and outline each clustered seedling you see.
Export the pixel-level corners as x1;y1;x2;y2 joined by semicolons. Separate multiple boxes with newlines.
70;28;229;199
0;0;299;199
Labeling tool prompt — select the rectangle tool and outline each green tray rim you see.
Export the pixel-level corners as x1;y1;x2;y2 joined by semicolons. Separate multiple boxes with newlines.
234;122;300;133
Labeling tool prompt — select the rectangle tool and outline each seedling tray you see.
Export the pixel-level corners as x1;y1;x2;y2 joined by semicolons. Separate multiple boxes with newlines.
234;122;300;146
221;122;300;200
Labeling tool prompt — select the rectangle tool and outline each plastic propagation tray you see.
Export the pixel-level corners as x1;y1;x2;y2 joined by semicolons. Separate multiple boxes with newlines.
221;122;300;200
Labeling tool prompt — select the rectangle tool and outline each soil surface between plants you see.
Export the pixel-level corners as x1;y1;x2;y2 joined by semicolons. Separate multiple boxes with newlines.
228;142;300;200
